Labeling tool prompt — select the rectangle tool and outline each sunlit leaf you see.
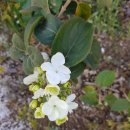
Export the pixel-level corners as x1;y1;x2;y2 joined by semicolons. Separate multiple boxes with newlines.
96;70;116;88
75;2;91;20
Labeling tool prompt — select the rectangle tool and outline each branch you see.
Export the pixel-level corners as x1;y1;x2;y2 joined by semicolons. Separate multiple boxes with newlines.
58;0;72;17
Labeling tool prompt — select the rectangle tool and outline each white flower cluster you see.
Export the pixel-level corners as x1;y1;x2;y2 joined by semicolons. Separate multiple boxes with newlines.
23;52;78;125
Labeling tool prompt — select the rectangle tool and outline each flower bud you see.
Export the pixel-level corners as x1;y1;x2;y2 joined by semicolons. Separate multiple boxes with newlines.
34;107;45;119
29;100;38;109
45;84;60;96
38;97;42;102
37;67;44;74
63;82;71;88
66;89;71;95
40;103;44;108
56;117;68;126
29;84;33;91
29;84;40;93
60;96;66;101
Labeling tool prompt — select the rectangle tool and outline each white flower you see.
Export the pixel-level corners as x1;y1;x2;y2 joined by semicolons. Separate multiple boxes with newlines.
66;94;78;113
41;52;71;85
42;96;68;121
32;88;45;99
23;68;39;85
41;52;50;62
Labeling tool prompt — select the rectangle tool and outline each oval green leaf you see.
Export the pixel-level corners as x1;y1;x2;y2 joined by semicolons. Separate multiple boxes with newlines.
96;70;116;88
49;0;62;14
75;2;91;20
34;14;61;46
70;62;86;79
52;17;94;67
84;40;101;69
24;16;43;45
23;56;34;74
111;99;130;111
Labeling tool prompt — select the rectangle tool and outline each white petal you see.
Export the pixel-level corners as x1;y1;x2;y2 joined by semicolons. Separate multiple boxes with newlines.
48;108;59;121
57;107;68;119
56;100;68;109
59;73;70;84
66;94;76;103
41;62;54;72
23;74;38;85
49;96;59;102
68;102;78;113
46;71;60;85
51;52;65;67
58;65;71;74
42;102;52;115
32;88;45;99
41;52;50;62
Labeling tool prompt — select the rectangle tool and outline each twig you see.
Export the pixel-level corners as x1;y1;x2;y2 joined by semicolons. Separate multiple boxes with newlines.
58;0;72;17
123;92;130;103
84;82;97;86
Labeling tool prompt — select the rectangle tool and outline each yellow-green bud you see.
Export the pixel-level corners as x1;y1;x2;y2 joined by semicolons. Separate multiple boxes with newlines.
29;84;40;93
60;96;66;101
38;97;42;102
38;67;44;75
56;117;68;126
45;84;60;96
34;107;45;119
29;84;34;92
66;90;71;95
29;84;40;92
40;103;44;108
63;82;71;88
32;85;40;92
29;100;38;109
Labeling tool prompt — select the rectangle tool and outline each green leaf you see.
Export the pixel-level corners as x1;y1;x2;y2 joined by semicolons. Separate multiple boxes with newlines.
24;16;43;45
31;0;50;15
49;0;62;14
128;92;130;100
75;2;91;20
22;46;44;74
80;90;98;106
27;46;44;66
70;62;86;79
23;56;34;74
9;47;25;60
128;108;130;116
84;40;101;69
34;14;61;45
20;6;41;15
111;99;130;111
12;33;26;51
65;1;77;15
104;94;117;107
52;17;94;67
30;47;44;66
83;85;96;93
96;70;116;88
